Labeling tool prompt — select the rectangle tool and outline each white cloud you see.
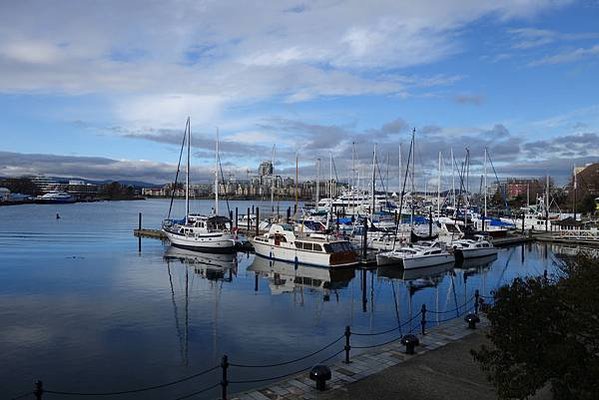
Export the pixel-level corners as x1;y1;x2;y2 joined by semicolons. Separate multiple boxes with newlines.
531;44;599;65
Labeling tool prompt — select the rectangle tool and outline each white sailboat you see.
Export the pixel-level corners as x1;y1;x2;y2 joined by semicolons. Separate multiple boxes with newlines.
162;118;236;253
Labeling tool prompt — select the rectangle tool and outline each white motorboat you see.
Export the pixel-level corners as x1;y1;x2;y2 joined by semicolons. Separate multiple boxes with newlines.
36;191;76;204
376;241;454;269
251;223;358;268
161;118;236;254
451;236;498;260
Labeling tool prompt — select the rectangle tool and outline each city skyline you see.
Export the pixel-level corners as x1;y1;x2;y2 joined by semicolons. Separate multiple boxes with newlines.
1;1;599;185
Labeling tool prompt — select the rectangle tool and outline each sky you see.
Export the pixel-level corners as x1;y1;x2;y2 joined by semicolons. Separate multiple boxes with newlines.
0;0;598;187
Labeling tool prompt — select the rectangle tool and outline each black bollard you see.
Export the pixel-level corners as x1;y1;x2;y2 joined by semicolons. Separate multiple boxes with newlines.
309;365;331;391
34;380;43;400
474;290;480;314
400;334;419;355
221;355;229;400
421;304;427;335
464;313;480;329
344;326;351;364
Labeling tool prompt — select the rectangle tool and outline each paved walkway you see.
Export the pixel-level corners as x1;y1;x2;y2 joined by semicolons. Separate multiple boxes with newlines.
231;317;497;400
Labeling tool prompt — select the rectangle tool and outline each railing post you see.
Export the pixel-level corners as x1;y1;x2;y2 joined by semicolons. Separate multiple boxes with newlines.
474;289;480;314
344;326;351;364
34;380;43;400
421;304;427;335
221;355;229;400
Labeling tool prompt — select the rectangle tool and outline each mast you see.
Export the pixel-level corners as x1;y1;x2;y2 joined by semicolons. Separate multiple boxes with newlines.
295;152;299;216
371;143;377;217
214;127;219;215
398;143;402;195
351;142;356;190
185;117;190;221
410;128;415;226
451;147;455;209
573;165;577;221
329;151;333;198
484;147;488;220
437;151;442;217
315;158;321;205
270;144;276;206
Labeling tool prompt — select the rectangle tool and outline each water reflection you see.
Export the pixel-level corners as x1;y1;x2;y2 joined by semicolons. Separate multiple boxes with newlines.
164;246;238;281
248;256;355;300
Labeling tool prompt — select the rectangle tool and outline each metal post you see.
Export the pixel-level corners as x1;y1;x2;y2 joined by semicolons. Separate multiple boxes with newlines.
235;207;238;228
34;380;43;400
421;304;427;335
229;210;233;225
344;326;351;364
221;355;229;400
255;207;260;236
362;218;368;261
522;212;525;234
138;212;142;253
474;289;480;314
286;207;291;223
247;207;250;231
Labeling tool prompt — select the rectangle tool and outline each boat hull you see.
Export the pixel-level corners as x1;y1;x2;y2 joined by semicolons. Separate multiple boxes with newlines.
163;230;237;253
376;252;454;269
251;239;357;268
454;247;498;260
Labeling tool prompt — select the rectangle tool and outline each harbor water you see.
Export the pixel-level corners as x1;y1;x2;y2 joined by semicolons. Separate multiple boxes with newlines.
0;199;573;398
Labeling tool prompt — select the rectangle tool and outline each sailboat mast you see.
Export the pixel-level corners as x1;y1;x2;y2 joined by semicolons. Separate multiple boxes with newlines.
351;142;356;189
270;144;276;206
484;147;488;220
398;143;402;194
437;151;441;217
451;147;455;209
371;144;377;217
329;152;333;198
185;118;190;221
410;128;415;226
295;153;299;216
315;158;321;205
214;128;219;215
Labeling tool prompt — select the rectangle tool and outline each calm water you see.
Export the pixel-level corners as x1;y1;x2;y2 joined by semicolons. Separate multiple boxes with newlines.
1;199;565;398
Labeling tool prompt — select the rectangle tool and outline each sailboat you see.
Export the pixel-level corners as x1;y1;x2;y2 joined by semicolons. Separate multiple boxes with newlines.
162;118;236;253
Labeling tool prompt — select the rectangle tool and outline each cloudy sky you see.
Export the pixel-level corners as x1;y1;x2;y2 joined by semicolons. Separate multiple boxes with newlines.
1;0;598;187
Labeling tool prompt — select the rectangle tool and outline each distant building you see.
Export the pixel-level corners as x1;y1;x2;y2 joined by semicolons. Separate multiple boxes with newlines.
571;162;599;197
30;175;62;193
506;178;543;200
258;161;273;177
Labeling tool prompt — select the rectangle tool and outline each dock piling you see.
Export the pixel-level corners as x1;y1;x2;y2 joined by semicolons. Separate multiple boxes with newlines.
421;304;427;335
344;326;351;364
34;380;43;400
255;207;260;236
221;355;229;400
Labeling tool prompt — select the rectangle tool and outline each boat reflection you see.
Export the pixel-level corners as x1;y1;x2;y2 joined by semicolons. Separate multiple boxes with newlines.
248;255;355;298
377;262;454;293
454;253;497;278
164;246;238;281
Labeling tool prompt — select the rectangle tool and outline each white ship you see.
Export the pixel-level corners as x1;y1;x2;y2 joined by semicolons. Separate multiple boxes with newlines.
451;236;498;260
251;223;358;268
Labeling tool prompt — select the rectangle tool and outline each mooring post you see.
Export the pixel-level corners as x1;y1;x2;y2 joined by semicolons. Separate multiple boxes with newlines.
277;205;280;221
221;355;229;400
247;207;250;231
344;326;351;364
286;207;291;223
293;203;297;215
252;205;255;214
138;212;142;253
235;207;238;228
255;207;260;236
522;213;525;234
474;289;480;314
421;304;427;335
362;218;368;260
34;380;43;400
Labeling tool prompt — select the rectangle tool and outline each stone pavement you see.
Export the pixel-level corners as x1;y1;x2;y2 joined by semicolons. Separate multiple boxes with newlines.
231;317;490;400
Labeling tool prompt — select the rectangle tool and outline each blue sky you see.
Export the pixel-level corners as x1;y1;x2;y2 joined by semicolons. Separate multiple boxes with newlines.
0;0;598;186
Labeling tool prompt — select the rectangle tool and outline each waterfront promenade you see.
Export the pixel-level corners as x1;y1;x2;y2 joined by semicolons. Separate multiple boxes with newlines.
233;318;552;400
